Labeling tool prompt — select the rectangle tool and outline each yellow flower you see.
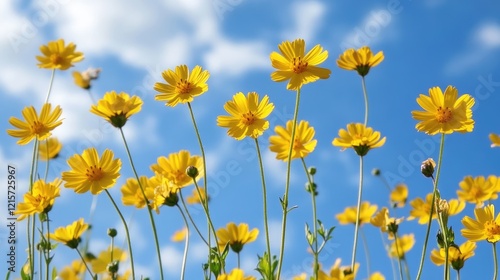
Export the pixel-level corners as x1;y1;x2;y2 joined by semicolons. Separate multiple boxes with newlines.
154;65;210;107
171;227;188;242
462;204;500;243
319;258;358;280
90;91;143;128
48;218;88;249
150;175;180;212
367;272;385;280
121;176;155;208
336;46;384;77
217;92;274;140
15;178;61;221
62;148;121;195
58;259;85;280
430;241;476;271
217;268;256;280
336;201;378;225
332;123;386;156
216;222;259;253
102;271;131;280
38;137;62;161
390;183;408;208
270;38;331;90
292;273;307;280
150;150;203;188
411;85;475;135
73;68;101;90
7;103;63;145
408;193;465;224
269;120;317;161
389;234;415;259
90;246;127;274
186;187;209;205
490;133;500;148
457;175;497;207
370;207;403;239
36;39;84;70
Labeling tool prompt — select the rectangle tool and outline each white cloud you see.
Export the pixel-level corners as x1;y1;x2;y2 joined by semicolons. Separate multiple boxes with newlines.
283;1;326;42
160;245;184;275
475;23;500;48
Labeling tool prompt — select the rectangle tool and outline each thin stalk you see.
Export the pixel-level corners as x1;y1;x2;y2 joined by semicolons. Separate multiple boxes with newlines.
237;253;241;269
360;228;371;277
402;257;411;280
27;140;39;280
380;231;397;280
45;214;51;280
119;128;163;280
76;248;96;279
493;243;498;280
176;205;190;280
179;191;208;245
104;190;135;279
350;156;364;270
44;69;56;104
361;76;369;126
394;234;404;280
276;87;301;279
300;158;319;279
42;142;50;180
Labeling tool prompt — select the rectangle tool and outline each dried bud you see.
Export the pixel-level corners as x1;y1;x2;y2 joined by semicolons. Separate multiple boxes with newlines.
421;158;436;178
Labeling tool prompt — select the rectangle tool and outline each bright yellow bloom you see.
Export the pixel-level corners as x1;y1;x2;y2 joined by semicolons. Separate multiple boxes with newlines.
90;246;127;274
270;38;331;90
367;272;385;280
90;91;143;128
457;175;497;207
186;187;209;205
217;92;274;140
36;39;84;70
430;241;476;271
336;201;378;225
150;150;203;188
292;273;307;280
389;234;415;259
48;218;88;249
390;183;408;208
15;178;61;221
318;258;358;280
58;259;85;280
216;222;259;253
102;271;131;280
121;176;155;208
154;65;209;107
336;46;384;76
217;268;256;280
38;137;62;161
73;68;101;90
149;173;181;212
408;193;465;224
332;123;386;156
171;227;188;242
269;120;317;161
462;204;500;243
411;85;475;135
370;207;403;239
490;133;500;148
7;103;63;145
62;148;121;195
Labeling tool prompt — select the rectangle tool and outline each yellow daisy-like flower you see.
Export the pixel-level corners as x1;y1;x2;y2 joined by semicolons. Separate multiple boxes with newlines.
38;137;62;161
121;176;155;208
7;103;63;145
90;246;127;274
269;120;317;161
389;234;415;259
430;241;476;271
150;175;180;212
217;92;274;140
368;272;385;280
370;207;403;240
171;227;188;242
62;148;121;195
73;68;101;90
457;175;497;207
217;268;256;280
90;91;143;128
332;123;386;156
102;271;131;280
270;38;331;90
390;183;408;208
292;273;307;280
15;178;61;221
186;187;209;205
216;222;259;253
58;259;85;280
48;218;88;249
336;201;378;225
462;204;500;243
36;39;84;70
490;133;500;148
150;150;203;188
154;65;210;107
411;85;475;135
336;46;384;77
319;258;359;280
408;193;465;224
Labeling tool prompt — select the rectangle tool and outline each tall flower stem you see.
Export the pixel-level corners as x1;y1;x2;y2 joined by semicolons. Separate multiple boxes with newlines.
45;214;51;280
301;158;319;279
27;140;39;279
254;138;272;271
350;156;364;270
394;234;404;280
44;69;56;104
76;248;96;279
415;134;445;280
276;88;301;279
361;76;369;126
119;128;163;280
493;243;498;280
179;192;208;245
176;205;190;280
104;190;135;279
360;228;371;277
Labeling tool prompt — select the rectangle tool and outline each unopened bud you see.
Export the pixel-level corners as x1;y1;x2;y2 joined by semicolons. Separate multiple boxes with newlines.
107;228;117;238
308;167;317;176
186;166;199;178
372;168;381;176
421;158;436;178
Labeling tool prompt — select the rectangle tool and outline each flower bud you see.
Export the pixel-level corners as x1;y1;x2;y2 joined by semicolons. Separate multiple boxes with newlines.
421;158;436;178
107;228;117;238
372;168;381;176
308;166;317;176
186;166;199;178
107;260;119;274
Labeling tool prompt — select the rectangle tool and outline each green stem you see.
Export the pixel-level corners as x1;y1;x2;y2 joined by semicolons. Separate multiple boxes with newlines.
44;69;56;104
394;234;404;280
415;134;445;280
276;87;301;279
27;140;39;280
360;228;371;277
42;141;50;180
76;248;96;279
46;214;51;280
179;191;208;245
493;243;498;280
350;156;364;270
104;190;135;279
237;252;241;269
176;205;190;280
119;128;163;280
402;256;411;280
361;76;369;126
301;158;319;279
380;231;397;280
254;138;272;272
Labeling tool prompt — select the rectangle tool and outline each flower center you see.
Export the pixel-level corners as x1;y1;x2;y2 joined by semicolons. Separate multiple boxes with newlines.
31;120;46;135
86;165;104;182
50;54;62;65
485;220;500;238
293;138;303;150
173;170;185;184
241;112;255;125
176;79;193;94
436;106;452;123
291;57;308;74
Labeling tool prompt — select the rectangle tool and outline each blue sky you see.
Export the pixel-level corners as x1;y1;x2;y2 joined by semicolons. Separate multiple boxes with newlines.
1;0;500;279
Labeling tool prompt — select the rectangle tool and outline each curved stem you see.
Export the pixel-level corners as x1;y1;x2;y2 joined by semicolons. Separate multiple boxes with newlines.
361;76;369;126
276;87;301;279
493;243;498;280
360;228;371;277
44;69;56;104
176;205;190;280
76;248;96;279
350;156;364;270
301;158;319;279
104;190;135;279
179;191;208;245
119;128;163;280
